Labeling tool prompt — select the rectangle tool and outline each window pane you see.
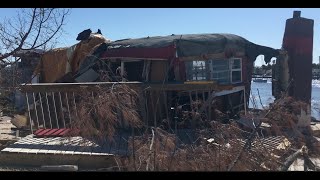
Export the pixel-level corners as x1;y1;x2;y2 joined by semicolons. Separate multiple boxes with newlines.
185;60;207;81
232;71;241;83
211;59;230;84
231;59;241;69
212;71;230;84
212;60;229;71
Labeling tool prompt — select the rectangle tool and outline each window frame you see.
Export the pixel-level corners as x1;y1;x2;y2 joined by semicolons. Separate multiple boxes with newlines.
210;59;230;84
229;58;242;84
185;60;207;81
185;57;243;84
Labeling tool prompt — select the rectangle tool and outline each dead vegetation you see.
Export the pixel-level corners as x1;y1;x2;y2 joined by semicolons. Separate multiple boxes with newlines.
67;83;143;141
61;79;320;171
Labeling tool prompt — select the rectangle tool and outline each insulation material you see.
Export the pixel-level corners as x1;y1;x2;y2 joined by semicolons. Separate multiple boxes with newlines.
70;34;109;73
34;47;69;83
74;43;109;77
34;34;110;83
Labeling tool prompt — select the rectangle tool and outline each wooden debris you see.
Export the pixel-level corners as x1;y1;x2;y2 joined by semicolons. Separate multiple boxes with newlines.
40;165;78;171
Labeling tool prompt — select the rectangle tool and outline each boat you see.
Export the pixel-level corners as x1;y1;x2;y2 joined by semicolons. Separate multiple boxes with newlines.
253;78;268;83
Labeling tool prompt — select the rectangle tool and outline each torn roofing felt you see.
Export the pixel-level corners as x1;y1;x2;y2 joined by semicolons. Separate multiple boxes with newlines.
104;33;279;63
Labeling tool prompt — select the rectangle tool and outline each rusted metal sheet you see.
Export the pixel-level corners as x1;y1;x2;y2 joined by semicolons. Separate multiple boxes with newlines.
282;11;313;104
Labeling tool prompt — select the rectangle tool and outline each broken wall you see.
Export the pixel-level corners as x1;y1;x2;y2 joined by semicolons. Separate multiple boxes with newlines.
34;34;109;83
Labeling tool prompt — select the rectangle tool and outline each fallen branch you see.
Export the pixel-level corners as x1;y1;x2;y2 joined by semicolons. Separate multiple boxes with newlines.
279;145;307;171
146;128;155;171
303;154;320;171
257;88;265;110
227;121;262;171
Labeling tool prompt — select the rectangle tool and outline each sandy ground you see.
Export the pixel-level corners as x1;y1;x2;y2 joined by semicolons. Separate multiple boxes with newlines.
0;116;33;171
0;116;17;141
1;114;319;171
0;115;19;152
0;166;40;171
0;116;99;171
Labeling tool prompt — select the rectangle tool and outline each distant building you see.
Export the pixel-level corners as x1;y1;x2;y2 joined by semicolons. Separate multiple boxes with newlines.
3;49;44;111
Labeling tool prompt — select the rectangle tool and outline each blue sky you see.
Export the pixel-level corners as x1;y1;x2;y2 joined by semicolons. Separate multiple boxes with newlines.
1;8;319;66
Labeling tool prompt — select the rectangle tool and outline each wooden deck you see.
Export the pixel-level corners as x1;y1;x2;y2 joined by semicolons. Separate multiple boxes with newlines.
0;133;133;169
1;134;130;156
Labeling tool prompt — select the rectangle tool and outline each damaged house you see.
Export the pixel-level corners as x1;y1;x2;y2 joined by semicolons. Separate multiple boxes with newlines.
97;34;279;125
4;12;318;171
21;33;280;133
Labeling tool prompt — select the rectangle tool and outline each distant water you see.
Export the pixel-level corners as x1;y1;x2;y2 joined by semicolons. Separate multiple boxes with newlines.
249;79;320;120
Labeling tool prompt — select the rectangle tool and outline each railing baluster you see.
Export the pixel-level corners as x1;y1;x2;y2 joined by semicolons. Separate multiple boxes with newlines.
38;92;46;129
59;92;66;128
32;92;40;128
52;92;59;129
65;93;72;126
73;92;79;120
39;92;46;129
26;93;33;134
45;92;53;129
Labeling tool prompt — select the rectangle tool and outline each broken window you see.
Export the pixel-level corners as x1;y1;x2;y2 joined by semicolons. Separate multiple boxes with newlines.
124;60;144;81
185;60;207;81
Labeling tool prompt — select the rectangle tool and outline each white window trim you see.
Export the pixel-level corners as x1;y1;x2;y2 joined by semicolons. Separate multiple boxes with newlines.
186;58;243;84
230;58;242;84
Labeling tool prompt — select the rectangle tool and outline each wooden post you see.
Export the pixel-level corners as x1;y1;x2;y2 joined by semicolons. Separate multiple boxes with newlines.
157;90;163;125
138;88;147;127
208;90;212;121
163;91;169;127
189;91;195;129
202;91;207;119
120;61;124;82
243;88;247;115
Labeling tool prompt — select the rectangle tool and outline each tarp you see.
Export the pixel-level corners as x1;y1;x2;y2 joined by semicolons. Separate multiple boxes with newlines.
102;33;279;63
34;34;110;83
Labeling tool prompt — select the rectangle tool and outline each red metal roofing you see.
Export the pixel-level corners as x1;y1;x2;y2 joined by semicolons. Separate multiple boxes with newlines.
34;128;73;138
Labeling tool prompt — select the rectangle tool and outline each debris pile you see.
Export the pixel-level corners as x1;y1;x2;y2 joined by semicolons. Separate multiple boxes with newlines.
262;96;317;153
67;83;143;140
64;85;319;171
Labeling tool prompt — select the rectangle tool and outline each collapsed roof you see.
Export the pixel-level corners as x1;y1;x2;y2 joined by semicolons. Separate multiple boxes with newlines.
34;33;110;83
34;33;279;83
